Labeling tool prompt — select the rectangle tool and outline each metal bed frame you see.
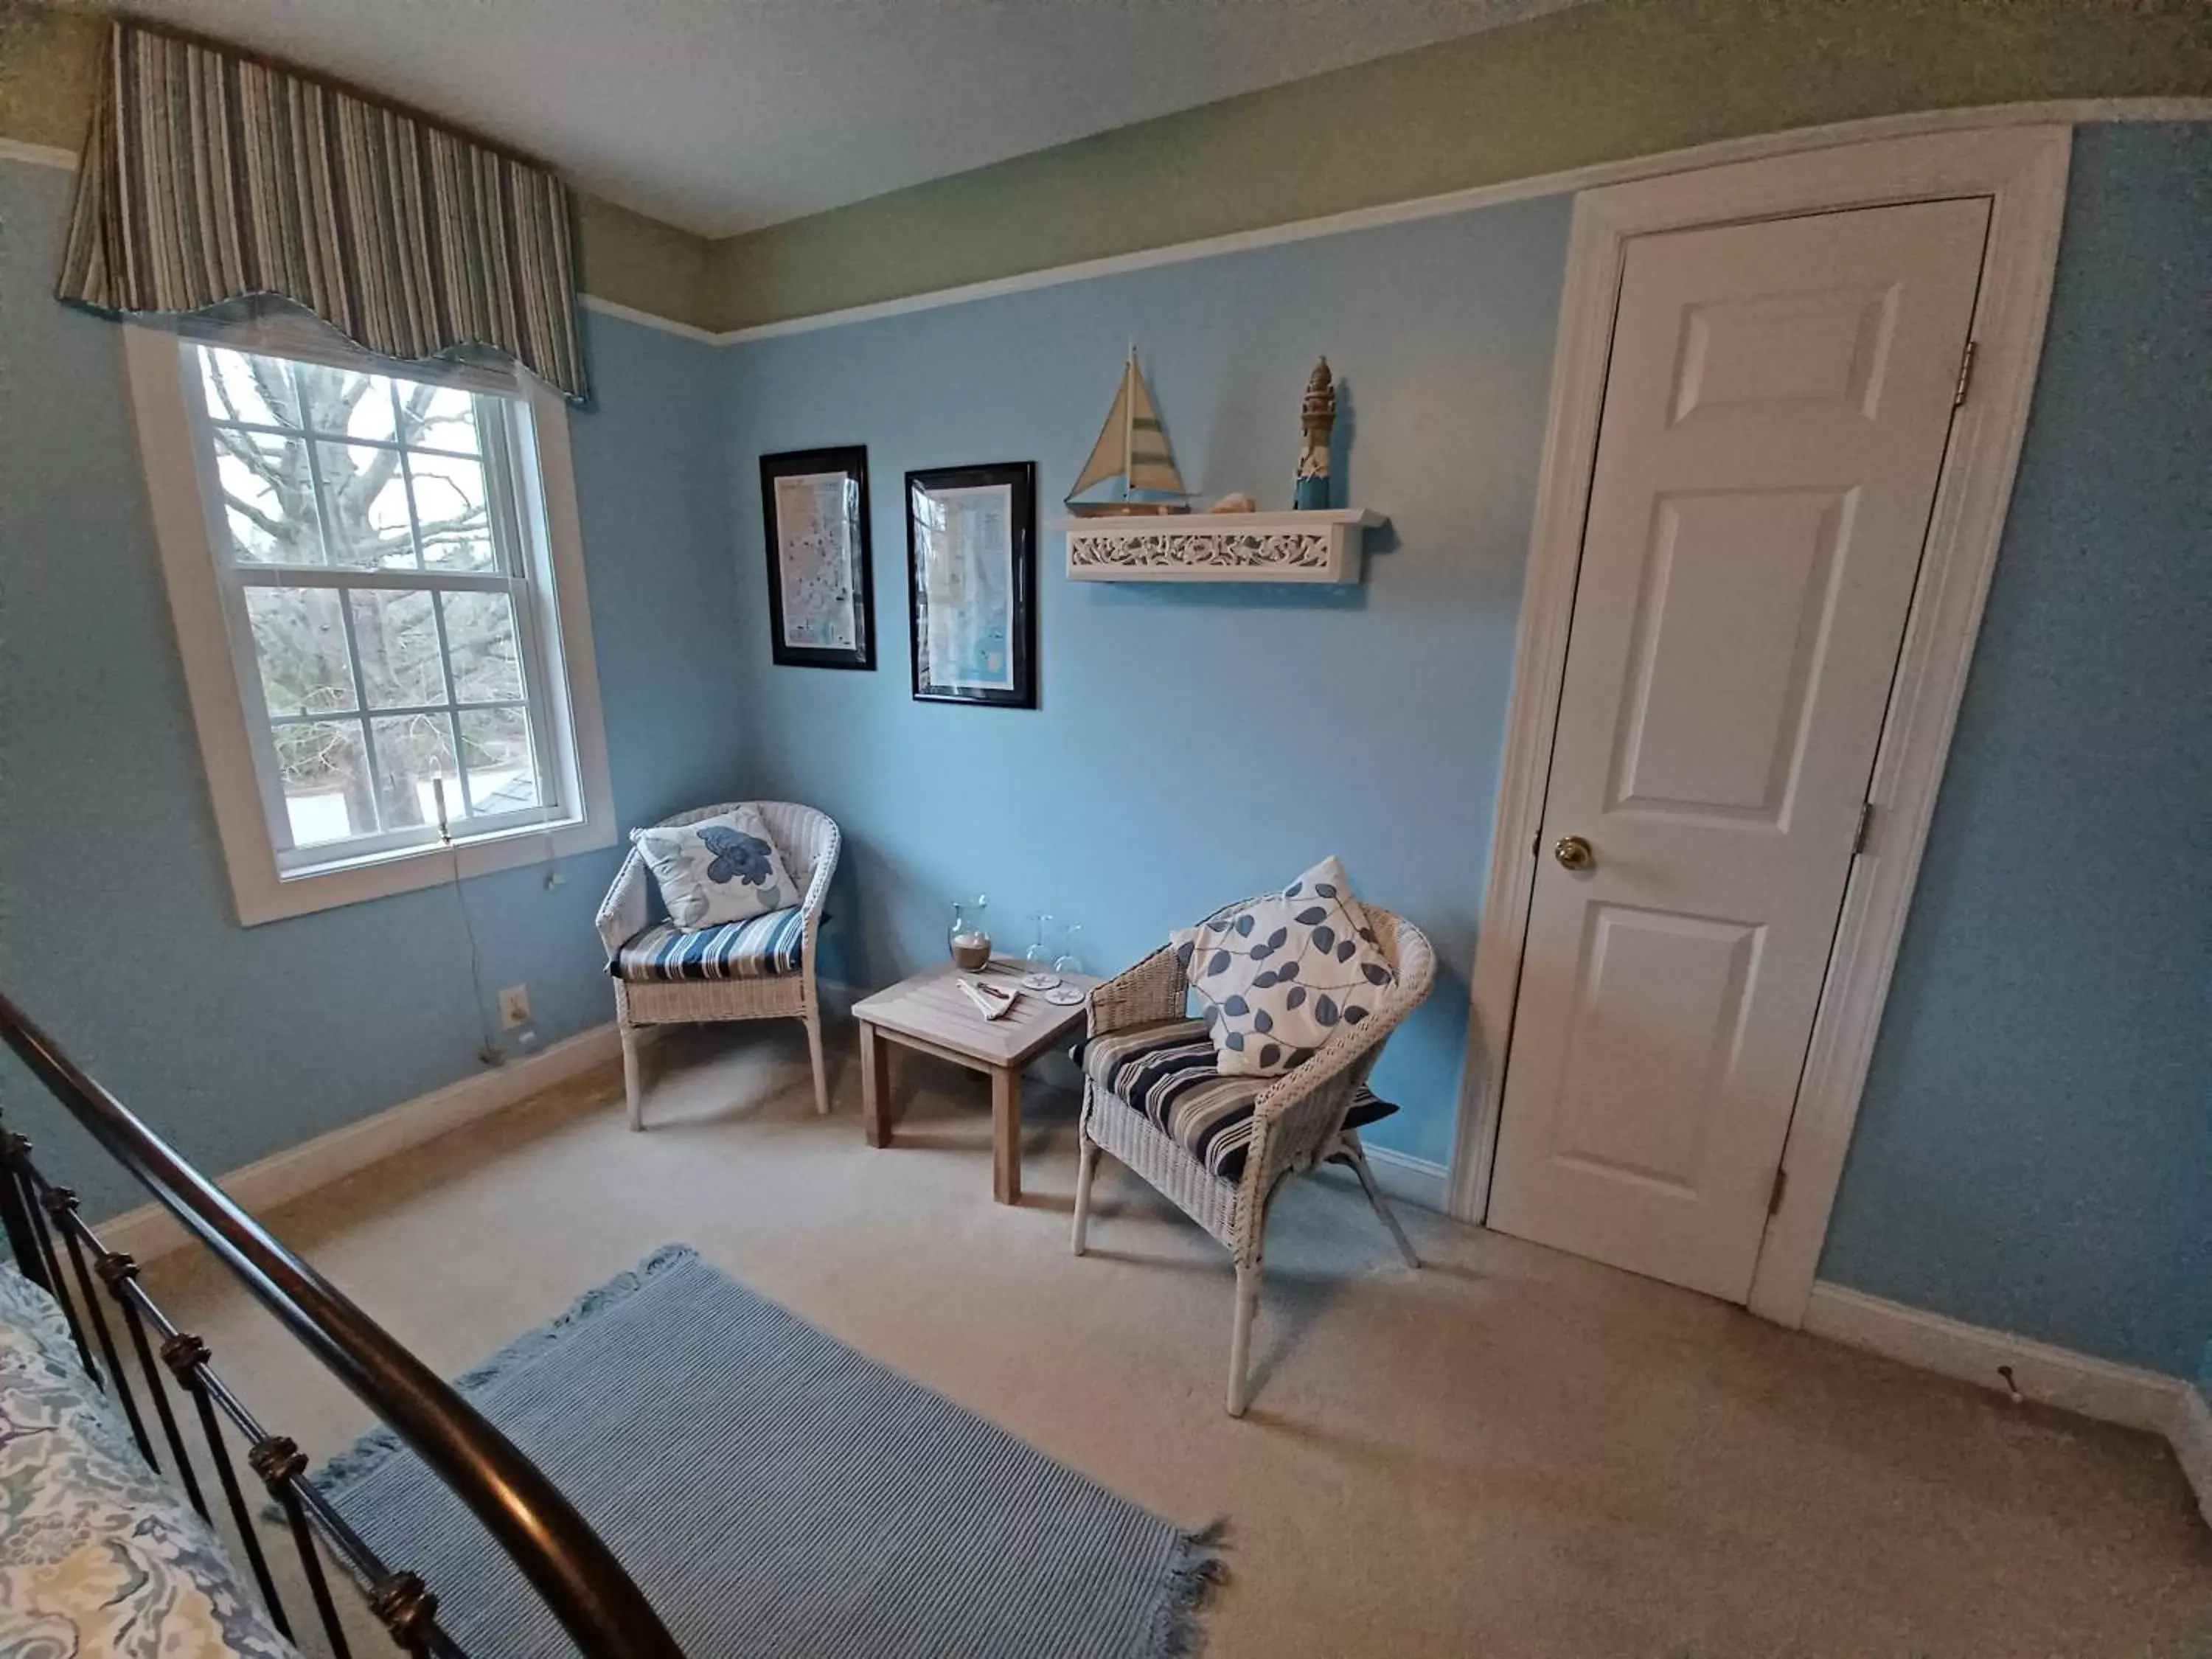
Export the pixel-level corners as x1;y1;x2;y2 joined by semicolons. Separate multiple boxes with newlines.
0;990;682;1659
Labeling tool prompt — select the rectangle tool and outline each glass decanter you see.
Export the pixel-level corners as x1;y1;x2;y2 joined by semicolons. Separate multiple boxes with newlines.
948;894;992;970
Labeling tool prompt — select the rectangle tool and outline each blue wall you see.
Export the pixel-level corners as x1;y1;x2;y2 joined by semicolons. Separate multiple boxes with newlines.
726;199;1573;1166
1818;125;2212;1377
0;160;742;1220
724;125;2211;1374
7;122;2205;1381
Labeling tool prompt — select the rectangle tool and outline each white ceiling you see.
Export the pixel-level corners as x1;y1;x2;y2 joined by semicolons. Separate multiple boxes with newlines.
104;0;1585;237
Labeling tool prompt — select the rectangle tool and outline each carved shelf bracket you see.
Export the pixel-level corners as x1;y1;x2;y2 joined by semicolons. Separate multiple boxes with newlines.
1054;509;1383;584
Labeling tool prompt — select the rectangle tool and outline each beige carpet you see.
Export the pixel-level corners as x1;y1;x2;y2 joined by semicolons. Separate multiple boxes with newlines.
140;1020;2211;1658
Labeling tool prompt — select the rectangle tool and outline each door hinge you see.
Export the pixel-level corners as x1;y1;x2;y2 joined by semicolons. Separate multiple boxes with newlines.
1952;339;1978;408
1767;1164;1790;1217
1852;800;1875;858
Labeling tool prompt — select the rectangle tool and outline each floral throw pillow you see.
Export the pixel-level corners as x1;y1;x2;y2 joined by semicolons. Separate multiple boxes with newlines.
633;804;801;931
1170;856;1396;1077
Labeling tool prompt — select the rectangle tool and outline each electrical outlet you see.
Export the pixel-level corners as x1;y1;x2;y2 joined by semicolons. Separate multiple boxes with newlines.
498;984;532;1030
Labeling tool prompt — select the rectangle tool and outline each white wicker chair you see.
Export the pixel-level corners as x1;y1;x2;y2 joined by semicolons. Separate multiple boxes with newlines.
594;801;841;1129
1071;898;1435;1416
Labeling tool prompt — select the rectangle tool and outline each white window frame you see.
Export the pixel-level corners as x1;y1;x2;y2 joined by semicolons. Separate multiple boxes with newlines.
125;319;615;924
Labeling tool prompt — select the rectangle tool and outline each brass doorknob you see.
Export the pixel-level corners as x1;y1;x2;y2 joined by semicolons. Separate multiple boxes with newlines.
1554;835;1595;872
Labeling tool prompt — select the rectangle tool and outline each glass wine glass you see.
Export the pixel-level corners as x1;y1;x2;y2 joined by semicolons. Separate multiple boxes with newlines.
1045;922;1088;1004
1020;914;1060;990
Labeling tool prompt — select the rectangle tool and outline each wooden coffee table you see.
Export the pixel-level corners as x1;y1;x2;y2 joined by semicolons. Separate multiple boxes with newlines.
853;958;1099;1204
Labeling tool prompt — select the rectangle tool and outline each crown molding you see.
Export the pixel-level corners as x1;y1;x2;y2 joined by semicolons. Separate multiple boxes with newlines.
577;293;723;344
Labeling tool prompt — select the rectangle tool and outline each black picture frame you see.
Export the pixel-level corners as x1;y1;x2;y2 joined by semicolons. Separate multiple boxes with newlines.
905;462;1037;709
761;446;875;670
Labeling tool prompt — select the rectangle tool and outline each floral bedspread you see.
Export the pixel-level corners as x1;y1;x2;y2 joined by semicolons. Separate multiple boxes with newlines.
0;1262;295;1658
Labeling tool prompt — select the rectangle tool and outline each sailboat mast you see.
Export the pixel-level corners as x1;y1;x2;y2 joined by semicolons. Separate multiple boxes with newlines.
1121;341;1136;502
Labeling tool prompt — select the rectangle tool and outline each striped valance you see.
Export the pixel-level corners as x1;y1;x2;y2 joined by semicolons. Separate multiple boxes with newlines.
57;23;588;400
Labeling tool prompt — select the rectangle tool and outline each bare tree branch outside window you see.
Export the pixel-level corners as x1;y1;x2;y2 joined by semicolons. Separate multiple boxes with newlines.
200;346;543;852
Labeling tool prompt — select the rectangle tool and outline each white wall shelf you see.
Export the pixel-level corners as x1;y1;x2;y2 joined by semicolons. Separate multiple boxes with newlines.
1054;508;1384;583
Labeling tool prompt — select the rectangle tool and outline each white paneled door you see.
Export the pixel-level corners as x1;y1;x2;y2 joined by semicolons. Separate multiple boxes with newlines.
1486;198;1990;1301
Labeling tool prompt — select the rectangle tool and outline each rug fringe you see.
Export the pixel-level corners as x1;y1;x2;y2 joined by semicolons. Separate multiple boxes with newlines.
280;1244;700;1515
1143;1518;1228;1659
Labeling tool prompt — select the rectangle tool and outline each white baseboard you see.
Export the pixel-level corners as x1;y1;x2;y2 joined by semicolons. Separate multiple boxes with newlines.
1806;1284;2212;1524
1803;1281;2185;1436
2168;1383;2212;1528
1361;1144;1452;1214
1312;1142;1451;1215
94;1021;648;1265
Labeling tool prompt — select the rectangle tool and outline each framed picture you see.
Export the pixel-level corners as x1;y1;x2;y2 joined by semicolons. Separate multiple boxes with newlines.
905;462;1037;709
761;446;874;669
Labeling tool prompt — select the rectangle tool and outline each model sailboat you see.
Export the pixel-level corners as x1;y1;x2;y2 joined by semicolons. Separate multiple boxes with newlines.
1064;345;1192;516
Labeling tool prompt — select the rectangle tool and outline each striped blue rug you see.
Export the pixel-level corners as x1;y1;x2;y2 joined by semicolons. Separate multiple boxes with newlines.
310;1246;1220;1658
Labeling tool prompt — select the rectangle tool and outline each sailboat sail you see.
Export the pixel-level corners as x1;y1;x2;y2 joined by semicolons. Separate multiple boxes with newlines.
1069;372;1130;498
1124;365;1186;495
1066;349;1189;509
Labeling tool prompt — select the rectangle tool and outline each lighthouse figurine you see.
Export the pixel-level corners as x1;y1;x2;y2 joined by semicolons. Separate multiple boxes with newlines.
1294;358;1335;509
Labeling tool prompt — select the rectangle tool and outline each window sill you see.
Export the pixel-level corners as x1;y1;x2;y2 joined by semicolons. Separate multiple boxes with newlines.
238;813;614;925
282;815;583;882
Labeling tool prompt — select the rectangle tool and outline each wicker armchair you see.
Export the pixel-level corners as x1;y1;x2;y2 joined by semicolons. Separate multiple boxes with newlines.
594;801;841;1129
1071;897;1434;1416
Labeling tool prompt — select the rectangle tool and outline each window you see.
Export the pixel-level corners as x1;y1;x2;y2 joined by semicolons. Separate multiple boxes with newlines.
129;321;612;922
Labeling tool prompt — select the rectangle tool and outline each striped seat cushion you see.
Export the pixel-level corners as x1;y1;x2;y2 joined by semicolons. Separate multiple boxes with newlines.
612;911;804;983
1082;1018;1397;1182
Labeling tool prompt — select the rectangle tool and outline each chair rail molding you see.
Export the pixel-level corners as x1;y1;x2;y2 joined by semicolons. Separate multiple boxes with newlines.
1447;126;2072;1338
706;100;2205;343
0;137;77;170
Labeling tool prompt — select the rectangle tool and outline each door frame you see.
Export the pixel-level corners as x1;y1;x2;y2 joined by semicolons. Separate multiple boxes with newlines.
1449;126;2072;1326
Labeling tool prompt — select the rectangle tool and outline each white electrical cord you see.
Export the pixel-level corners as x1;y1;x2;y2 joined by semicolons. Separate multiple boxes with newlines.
434;779;502;1064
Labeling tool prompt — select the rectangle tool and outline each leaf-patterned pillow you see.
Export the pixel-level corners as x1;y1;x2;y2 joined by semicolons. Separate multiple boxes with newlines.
632;804;801;931
1169;856;1395;1077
